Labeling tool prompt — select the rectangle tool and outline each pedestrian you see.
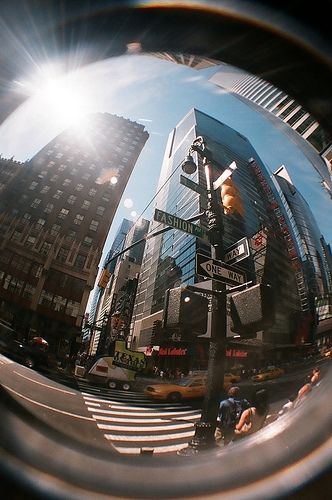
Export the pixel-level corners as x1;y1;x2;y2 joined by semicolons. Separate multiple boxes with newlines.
278;393;297;417
234;389;269;440
216;386;250;445
294;366;322;408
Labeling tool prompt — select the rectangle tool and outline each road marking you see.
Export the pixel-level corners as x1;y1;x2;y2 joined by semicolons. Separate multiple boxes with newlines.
3;385;95;421
0;355;14;364
92;414;200;424
97;422;194;432
112;443;189;454
104;430;194;442
13;371;76;395
83;395;192;409
88;407;200;417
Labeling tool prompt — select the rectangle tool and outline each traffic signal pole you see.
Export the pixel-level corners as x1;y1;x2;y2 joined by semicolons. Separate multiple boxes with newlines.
179;141;227;455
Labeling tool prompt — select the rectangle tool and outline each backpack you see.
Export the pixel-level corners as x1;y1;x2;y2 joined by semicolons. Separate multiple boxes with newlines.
218;398;245;430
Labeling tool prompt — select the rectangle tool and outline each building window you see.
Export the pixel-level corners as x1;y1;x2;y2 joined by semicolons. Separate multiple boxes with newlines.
89;188;97;197
11;230;22;242
65;230;76;241
40;242;52;256
51;224;61;236
82;173;90;180
29;181;38;190
74;214;84;225
25;236;36;248
52;294;67;312
66;300;80;317
81;200;91;210
23;213;31;222
39;290;53;307
40;185;50;194
74;254;86;269
31;198;41;208
44;203;54;214
30;262;42;277
96;206;105;216
53;190;63;199
56;247;69;262
0;249;11;264
58;208;69;219
67;195;77;205
56;152;63;159
22;283;35;300
82;236;93;246
63;178;72;187
35;218;46;230
58;164;67;171
3;276;24;295
89;220;99;231
75;184;84;191
50;175;59;182
71;168;78;175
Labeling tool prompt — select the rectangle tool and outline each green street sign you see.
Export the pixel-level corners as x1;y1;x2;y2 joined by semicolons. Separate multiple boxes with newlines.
154;209;209;241
180;175;206;196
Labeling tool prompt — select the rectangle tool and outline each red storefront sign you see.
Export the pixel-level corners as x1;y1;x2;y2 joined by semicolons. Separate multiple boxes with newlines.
226;349;248;358
158;347;187;356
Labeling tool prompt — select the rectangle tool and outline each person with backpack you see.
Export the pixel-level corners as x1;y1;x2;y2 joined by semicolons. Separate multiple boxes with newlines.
216;386;250;445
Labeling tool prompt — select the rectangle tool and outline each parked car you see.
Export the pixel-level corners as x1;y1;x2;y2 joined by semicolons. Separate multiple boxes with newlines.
0;334;56;371
252;366;285;382
144;374;232;402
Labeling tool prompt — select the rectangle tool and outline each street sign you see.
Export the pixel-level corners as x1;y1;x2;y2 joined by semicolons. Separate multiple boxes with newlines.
180;175;206;196
224;237;250;265
154;209;209;241
196;253;247;286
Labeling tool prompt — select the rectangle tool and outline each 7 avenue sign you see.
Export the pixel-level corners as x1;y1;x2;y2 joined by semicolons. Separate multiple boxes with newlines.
196;253;247;286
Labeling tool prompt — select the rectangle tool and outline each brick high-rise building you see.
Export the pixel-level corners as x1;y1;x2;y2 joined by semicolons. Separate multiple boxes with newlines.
0;113;148;359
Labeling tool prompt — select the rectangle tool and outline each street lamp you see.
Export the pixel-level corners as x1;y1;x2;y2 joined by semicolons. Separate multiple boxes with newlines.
179;136;228;454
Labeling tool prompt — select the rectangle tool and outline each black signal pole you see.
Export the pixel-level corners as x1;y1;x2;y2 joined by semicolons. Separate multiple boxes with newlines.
179;137;227;454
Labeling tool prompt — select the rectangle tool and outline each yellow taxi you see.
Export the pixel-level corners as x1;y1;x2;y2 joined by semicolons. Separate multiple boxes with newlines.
144;373;233;402
224;372;241;384
252;366;284;382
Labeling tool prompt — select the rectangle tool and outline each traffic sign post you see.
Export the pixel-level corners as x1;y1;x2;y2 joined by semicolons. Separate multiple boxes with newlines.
154;208;209;241
196;253;247;286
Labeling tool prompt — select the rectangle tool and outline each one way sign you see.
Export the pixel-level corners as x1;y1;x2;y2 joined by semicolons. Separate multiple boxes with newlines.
196;253;247;286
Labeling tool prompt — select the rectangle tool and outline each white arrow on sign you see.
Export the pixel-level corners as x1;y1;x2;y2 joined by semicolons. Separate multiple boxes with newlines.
213;161;237;191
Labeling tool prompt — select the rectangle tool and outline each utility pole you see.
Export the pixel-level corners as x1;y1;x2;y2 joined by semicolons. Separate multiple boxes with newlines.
178;137;229;454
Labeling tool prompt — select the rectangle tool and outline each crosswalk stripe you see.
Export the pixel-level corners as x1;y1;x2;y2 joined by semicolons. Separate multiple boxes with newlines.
103;430;195;442
111;443;188;454
92;414;200;424
88;407;200;417
84;396;192;411
97;422;194;432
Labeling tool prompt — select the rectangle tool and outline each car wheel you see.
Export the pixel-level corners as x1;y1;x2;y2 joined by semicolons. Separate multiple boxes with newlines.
122;382;131;391
167;392;181;403
108;380;117;389
24;357;35;369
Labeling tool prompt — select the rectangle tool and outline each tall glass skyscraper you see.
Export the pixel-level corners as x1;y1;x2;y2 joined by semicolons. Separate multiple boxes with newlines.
131;108;318;351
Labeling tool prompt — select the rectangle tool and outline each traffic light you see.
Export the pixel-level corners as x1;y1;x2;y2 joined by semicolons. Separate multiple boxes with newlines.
164;286;208;336
220;177;245;217
230;283;275;337
98;268;111;288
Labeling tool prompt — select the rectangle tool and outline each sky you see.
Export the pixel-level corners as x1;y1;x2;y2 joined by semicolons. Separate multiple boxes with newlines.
0;54;331;309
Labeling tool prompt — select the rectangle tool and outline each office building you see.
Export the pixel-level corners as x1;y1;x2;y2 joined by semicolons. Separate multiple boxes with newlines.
131;108;327;371
0;113;148;358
